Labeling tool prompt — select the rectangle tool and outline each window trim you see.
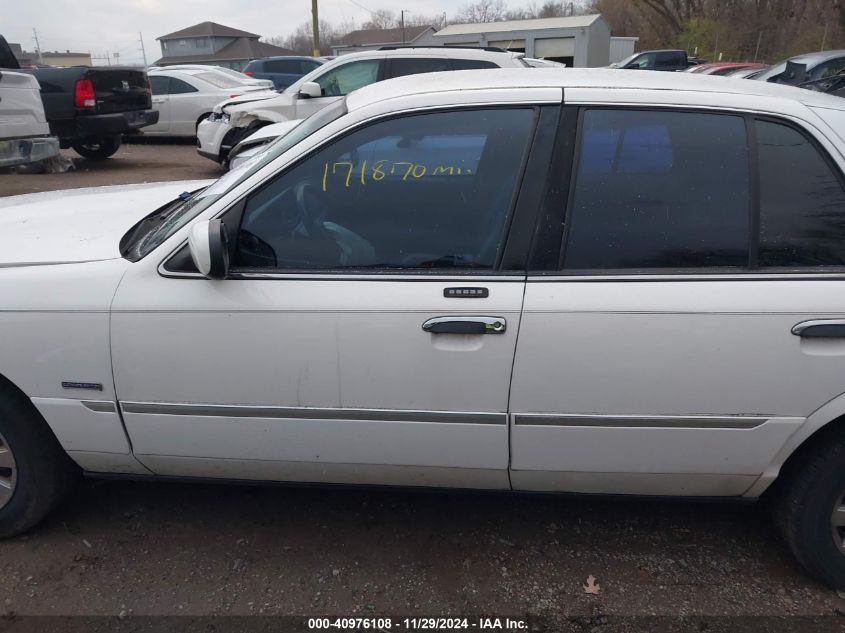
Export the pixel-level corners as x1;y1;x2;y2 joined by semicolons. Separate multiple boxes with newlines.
532;104;845;277
159;103;547;280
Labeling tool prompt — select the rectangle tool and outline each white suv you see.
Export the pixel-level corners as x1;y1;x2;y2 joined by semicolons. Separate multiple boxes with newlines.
5;69;845;588
196;47;528;165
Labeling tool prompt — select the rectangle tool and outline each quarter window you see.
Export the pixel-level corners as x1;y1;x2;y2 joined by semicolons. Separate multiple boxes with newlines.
233;108;536;271
757;120;845;266
563;109;750;269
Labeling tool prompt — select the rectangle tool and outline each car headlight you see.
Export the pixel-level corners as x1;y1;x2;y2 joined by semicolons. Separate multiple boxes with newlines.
207;112;230;124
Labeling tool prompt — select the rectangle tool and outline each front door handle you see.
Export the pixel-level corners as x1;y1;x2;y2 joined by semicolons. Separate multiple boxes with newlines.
422;316;506;335
792;319;845;338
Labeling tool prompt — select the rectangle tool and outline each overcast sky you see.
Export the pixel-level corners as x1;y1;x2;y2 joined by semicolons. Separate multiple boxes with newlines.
4;0;544;66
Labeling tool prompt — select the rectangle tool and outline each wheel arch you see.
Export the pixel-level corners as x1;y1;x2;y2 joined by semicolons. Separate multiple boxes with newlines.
748;391;845;497
0;371;65;451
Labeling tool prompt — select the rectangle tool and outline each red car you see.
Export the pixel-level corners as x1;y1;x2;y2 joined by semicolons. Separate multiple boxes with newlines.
686;62;768;76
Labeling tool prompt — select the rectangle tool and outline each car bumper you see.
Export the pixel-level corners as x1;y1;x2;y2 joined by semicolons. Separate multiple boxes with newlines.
52;110;160;144
0;135;60;168
196;118;234;163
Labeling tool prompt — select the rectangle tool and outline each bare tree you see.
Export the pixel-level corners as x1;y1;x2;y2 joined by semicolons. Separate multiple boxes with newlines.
455;0;508;23
362;9;398;30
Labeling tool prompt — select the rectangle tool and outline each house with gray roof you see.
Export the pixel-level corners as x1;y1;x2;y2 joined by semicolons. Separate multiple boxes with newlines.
331;26;436;56
154;21;294;70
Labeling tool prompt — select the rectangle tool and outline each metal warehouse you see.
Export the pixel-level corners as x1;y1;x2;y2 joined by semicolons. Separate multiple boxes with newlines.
422;15;612;68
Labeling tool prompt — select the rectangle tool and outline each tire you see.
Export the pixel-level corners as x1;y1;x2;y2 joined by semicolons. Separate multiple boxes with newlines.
0;385;80;538
770;425;845;588
72;135;122;160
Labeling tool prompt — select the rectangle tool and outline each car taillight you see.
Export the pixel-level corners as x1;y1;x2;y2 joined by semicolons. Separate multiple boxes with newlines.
74;79;96;108
243;71;253;76
229;93;242;98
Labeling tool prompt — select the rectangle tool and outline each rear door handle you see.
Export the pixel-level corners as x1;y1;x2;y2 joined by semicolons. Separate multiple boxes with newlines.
422;316;506;335
792;319;845;338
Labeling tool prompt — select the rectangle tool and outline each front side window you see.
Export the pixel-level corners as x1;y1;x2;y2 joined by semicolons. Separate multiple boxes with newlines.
563;109;750;270
626;53;655;69
232;108;536;271
315;60;381;97
757;120;845;266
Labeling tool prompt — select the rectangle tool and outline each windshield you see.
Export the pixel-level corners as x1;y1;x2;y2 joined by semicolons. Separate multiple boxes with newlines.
755;60;794;81
123;99;349;261
194;72;244;89
612;53;641;68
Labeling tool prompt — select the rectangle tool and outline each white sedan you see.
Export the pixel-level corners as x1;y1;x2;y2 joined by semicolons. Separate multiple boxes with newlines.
4;69;845;589
144;68;275;137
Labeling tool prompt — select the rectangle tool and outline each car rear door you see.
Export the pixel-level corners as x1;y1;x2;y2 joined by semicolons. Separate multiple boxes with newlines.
146;76;170;134
111;97;560;488
509;95;845;497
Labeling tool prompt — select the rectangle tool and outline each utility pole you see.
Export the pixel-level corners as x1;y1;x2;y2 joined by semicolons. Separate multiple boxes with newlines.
401;10;406;44
311;0;321;57
821;24;829;51
32;28;43;64
139;32;148;67
753;31;763;62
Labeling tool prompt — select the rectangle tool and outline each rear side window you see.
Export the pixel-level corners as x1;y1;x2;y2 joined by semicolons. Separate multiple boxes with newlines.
168;78;197;94
563;109;750;269
655;52;684;69
264;59;305;74
388;58;450;79
757;120;845;266
149;76;168;95
451;59;499;70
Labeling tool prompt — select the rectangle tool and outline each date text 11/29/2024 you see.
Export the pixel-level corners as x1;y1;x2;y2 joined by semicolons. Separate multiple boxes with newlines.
307;617;528;630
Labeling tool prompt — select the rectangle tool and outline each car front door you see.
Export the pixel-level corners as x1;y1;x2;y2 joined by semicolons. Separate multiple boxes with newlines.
510;101;845;497
147;76;171;134
294;59;384;120
110;102;556;488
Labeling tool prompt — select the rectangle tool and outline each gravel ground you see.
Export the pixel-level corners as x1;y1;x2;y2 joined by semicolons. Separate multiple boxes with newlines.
0;140;222;198
1;141;845;631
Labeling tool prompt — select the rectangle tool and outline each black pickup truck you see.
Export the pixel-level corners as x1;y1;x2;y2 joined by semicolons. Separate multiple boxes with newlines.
30;66;158;159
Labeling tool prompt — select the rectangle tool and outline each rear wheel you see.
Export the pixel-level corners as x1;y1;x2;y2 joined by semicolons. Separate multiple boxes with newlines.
770;426;845;588
0;387;79;538
72;135;122;160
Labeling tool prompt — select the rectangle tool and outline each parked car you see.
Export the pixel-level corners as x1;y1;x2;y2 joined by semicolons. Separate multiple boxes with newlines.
0;35;59;168
686;62;768;76
4;68;845;587
243;56;324;90
150;64;274;90
524;58;567;68
145;68;274;137
29;65;157;159
755;50;845;84
725;66;769;79
609;49;690;71
197;47;529;165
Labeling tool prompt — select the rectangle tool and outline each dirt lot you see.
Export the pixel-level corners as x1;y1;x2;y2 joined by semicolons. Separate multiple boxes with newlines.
1;141;845;631
0;141;222;198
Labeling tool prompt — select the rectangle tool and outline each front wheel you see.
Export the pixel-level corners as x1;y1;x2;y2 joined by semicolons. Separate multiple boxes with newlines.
72;135;122;160
0;386;79;538
770;427;845;588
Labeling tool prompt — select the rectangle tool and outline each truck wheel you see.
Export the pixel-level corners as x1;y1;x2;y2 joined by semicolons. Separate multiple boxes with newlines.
72;135;122;160
0;386;80;538
770;426;845;588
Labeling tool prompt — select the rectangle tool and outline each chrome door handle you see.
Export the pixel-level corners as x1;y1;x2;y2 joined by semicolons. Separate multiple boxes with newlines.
792;319;845;338
422;316;506;335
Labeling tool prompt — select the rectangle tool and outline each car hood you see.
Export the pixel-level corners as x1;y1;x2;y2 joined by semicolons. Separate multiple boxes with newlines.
0;180;213;267
216;91;292;113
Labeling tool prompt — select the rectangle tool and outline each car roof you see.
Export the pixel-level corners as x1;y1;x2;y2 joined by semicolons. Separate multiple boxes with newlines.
788;49;845;65
345;67;845;111
250;56;321;63
330;47;522;61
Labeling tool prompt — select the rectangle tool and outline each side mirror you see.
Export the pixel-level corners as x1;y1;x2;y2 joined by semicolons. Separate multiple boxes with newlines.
298;81;322;99
188;219;229;279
